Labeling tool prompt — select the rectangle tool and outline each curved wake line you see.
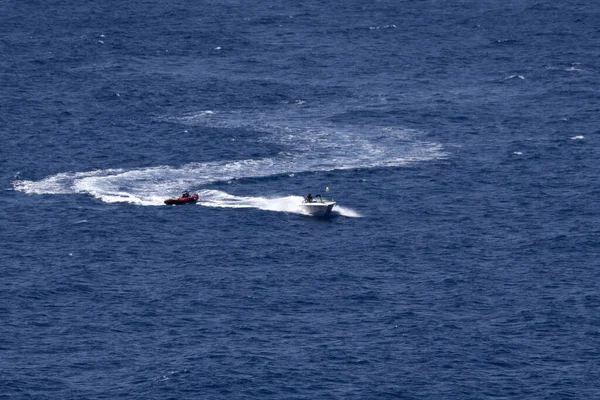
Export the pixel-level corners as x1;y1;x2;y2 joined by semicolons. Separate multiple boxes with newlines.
13;140;444;203
13;107;445;216
13;148;441;206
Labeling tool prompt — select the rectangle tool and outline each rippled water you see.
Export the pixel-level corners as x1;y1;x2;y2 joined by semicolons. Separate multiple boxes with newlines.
2;0;600;398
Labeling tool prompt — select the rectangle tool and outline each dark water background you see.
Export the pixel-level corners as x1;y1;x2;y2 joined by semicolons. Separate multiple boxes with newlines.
2;1;600;398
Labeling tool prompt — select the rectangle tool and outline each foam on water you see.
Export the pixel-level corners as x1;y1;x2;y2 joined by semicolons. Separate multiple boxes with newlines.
13;107;445;215
197;189;361;217
504;74;525;80
333;205;362;218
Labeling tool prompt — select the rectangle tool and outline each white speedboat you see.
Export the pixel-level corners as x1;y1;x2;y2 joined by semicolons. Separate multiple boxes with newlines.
300;194;336;217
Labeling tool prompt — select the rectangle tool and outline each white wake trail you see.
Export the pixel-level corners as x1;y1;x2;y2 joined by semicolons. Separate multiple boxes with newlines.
197;190;361;217
13;106;445;217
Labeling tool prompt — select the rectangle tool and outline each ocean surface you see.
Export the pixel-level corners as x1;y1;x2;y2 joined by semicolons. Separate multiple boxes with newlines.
2;0;600;398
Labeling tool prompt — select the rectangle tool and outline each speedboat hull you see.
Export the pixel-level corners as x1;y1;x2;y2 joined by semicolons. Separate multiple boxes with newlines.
164;193;199;205
300;194;336;216
301;202;336;217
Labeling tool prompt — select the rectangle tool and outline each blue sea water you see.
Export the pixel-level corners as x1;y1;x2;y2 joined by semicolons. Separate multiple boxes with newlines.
2;0;600;398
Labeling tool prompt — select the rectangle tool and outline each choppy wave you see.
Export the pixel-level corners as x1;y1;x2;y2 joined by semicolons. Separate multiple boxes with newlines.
13;108;445;215
503;74;525;80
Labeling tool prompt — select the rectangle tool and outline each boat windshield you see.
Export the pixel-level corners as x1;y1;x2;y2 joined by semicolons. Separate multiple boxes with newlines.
311;195;334;203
